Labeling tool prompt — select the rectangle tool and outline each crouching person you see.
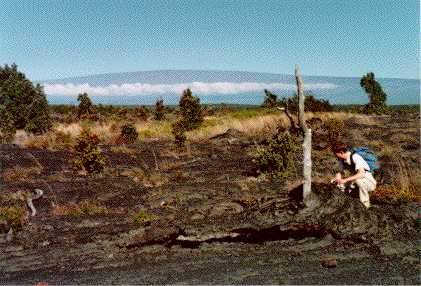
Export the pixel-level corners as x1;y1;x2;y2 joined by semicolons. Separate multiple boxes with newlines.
331;142;377;208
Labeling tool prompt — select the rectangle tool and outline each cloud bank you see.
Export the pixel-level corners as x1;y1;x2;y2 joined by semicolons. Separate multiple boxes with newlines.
44;81;337;97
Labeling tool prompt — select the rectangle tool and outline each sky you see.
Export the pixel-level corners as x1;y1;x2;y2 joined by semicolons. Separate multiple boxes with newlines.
0;0;419;81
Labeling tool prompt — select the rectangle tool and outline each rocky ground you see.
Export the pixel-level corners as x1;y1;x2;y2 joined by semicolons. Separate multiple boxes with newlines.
0;112;419;284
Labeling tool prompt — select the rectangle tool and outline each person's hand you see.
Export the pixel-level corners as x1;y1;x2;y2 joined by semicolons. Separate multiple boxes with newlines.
336;178;346;185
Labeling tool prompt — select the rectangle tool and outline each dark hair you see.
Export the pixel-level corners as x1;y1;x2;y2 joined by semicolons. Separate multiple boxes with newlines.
331;142;348;154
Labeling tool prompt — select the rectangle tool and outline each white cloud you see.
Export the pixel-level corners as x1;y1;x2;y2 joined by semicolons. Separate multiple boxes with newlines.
44;81;337;97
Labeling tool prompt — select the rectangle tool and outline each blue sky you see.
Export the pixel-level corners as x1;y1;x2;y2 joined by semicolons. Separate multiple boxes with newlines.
0;0;419;80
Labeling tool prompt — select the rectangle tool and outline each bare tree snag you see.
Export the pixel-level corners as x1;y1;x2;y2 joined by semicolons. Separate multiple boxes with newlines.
295;65;312;200
276;104;299;133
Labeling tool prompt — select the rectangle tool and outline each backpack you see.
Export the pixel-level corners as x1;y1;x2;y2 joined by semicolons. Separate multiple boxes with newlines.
350;147;380;173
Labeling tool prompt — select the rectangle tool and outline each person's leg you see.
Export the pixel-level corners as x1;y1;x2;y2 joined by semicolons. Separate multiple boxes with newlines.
355;177;375;208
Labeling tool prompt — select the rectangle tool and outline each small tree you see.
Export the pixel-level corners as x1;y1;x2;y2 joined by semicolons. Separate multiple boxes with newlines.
262;89;278;108
360;72;388;114
154;98;165;120
0;105;16;143
121;123;139;144
254;131;298;180
73;130;107;174
179;88;203;131
0;64;52;133
77;93;96;119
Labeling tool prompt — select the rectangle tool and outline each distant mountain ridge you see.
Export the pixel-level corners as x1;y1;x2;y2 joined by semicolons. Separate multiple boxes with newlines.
39;70;420;105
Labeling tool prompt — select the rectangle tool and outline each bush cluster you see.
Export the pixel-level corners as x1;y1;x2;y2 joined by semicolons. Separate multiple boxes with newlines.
154;98;165;120
278;93;333;112
0;105;16;143
73;130;107;174
120;123;139;144
0;206;27;231
253;131;299;180
0;64;52;135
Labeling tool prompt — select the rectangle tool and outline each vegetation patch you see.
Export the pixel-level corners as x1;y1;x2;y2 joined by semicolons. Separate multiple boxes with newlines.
0;206;27;231
53;201;109;217
2;166;42;182
120;123;139;144
322;118;345;145
253;131;299;180
72;130;107;174
133;210;160;225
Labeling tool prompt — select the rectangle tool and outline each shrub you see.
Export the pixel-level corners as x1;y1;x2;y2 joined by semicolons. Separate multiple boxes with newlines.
253;131;299;180
179;88;204;131
0;105;16;143
133;210;159;225
322;118;345;145
0;206;27;231
360;72;388;115
136;106;149;121
53;201;108;216
120;123;138;144
77;93;96;119
154;98;165;120
0;64;52;134
171;121;187;150
279;93;333;112
72;130;107;174
372;183;419;204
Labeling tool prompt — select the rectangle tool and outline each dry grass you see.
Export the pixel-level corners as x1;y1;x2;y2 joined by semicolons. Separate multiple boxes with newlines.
188;113;290;141
2;166;42;182
110;145;137;155
372;155;420;204
53;201;109;216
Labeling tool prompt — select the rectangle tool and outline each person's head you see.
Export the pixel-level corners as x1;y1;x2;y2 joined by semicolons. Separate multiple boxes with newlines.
331;142;349;160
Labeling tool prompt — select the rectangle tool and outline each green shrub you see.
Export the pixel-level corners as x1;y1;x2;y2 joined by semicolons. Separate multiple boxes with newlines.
253;131;299;180
279;93;333;112
154;98;165;120
171;121;187;150
77;93;96;120
0;206;27;231
0;64;52;134
322;118;345;145
73;130;107;174
133;210;159;225
121;123;139;144
179;88;204;131
0;105;16;143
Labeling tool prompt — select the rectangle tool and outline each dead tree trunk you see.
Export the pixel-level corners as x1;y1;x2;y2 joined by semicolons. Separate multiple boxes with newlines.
295;65;312;199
